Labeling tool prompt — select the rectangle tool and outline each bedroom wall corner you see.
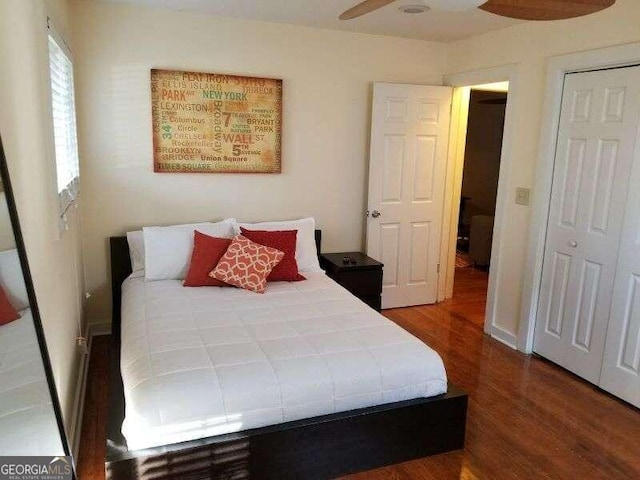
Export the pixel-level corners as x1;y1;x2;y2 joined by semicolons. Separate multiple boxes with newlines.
0;0;85;439
69;0;447;326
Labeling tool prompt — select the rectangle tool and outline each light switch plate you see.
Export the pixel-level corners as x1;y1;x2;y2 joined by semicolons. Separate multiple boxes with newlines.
515;187;530;206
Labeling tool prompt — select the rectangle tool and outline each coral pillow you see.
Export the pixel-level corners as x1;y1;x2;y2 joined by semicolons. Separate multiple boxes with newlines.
184;231;232;287
240;228;306;282
210;235;284;294
0;285;21;326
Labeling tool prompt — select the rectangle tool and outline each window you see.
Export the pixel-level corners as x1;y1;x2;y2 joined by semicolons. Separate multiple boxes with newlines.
48;31;79;218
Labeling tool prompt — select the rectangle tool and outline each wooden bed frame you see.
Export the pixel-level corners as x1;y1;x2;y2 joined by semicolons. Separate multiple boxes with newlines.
106;231;468;479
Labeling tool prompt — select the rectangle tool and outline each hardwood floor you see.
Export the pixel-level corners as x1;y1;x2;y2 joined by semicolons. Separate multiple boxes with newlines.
76;334;110;480
442;266;489;328
76;269;640;479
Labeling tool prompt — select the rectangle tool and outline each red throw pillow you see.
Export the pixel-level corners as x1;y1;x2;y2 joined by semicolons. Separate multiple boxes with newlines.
183;231;232;287
210;235;284;294
240;228;306;282
0;285;21;326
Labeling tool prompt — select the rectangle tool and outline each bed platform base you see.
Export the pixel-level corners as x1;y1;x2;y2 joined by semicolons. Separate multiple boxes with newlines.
107;234;468;479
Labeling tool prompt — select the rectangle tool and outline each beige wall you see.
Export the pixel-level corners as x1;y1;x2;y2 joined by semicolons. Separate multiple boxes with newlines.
445;0;640;343
0;0;84;436
70;1;447;323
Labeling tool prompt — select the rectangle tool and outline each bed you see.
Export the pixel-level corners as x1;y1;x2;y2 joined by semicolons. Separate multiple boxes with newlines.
107;231;467;479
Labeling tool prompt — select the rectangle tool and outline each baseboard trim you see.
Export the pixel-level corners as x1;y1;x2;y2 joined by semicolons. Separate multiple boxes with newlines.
489;324;518;350
70;322;112;457
68;327;89;457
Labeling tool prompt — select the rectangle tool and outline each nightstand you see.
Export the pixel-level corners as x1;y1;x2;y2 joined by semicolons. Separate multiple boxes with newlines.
320;252;383;311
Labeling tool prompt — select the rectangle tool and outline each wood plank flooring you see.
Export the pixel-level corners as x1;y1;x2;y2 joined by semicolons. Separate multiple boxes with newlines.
76;333;110;480
76;268;640;479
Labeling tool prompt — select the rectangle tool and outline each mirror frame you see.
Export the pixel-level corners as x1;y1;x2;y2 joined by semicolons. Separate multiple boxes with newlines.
0;134;75;467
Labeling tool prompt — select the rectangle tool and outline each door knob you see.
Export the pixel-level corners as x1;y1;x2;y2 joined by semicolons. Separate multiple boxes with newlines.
371;210;381;218
569;240;578;248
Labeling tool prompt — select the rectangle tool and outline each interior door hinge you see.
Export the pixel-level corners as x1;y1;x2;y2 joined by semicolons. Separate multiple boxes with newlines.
437;263;441;273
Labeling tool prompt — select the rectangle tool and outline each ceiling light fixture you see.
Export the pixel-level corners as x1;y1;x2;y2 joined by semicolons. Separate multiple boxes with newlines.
399;4;430;14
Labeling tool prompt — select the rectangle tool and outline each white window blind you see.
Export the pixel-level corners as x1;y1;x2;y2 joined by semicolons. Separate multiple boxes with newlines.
48;33;79;216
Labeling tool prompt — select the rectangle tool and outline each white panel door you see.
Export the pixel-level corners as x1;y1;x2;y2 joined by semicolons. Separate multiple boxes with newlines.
600;69;640;408
366;83;452;309
534;66;640;384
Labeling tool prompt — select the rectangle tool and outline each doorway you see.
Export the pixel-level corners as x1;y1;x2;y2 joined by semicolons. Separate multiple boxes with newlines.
452;83;508;329
445;81;509;330
365;72;518;347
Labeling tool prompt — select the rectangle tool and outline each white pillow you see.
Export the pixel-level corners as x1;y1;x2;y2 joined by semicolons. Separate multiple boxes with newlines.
235;217;322;273
144;219;236;281
0;249;30;310
126;231;145;273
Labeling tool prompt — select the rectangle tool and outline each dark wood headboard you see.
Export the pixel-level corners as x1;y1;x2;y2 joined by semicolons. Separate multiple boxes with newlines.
109;229;322;336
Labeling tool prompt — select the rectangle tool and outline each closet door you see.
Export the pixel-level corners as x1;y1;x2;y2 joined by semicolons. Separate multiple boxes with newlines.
534;66;640;384
600;72;640;407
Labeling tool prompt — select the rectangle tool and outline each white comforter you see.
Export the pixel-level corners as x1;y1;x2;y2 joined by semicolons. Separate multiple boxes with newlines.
120;272;447;451
0;310;65;455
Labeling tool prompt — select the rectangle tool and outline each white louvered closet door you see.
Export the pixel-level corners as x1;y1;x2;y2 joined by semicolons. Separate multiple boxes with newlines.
534;66;640;387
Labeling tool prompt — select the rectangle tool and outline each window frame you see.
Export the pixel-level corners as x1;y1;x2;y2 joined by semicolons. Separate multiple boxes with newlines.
47;21;80;228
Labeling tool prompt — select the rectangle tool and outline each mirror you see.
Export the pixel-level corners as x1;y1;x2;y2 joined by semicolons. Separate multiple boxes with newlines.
0;134;71;460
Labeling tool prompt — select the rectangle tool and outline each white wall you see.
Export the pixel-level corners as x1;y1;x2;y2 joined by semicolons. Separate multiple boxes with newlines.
445;0;640;345
0;0;84;435
70;1;447;323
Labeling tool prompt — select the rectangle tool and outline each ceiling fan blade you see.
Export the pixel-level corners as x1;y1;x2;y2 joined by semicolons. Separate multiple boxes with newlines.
339;0;397;20
479;0;616;21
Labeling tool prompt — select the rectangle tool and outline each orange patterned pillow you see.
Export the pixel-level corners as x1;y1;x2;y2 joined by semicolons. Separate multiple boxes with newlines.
210;235;284;293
